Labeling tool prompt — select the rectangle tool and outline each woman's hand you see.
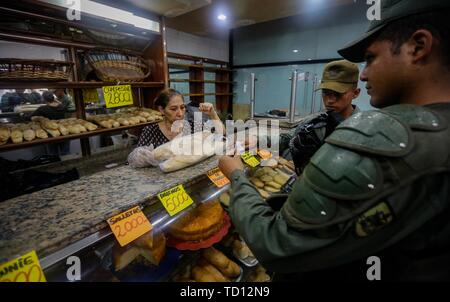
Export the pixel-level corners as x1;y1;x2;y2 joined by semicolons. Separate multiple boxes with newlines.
199;102;218;118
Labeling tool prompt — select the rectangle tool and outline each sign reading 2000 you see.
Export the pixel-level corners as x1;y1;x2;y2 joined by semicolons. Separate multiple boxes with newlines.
102;85;134;108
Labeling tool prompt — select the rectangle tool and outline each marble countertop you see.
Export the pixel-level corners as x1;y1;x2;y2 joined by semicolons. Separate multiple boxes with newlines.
0;156;219;263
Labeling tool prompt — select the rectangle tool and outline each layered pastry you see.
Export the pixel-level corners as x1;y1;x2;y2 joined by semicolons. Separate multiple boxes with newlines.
168;201;224;241
112;232;166;271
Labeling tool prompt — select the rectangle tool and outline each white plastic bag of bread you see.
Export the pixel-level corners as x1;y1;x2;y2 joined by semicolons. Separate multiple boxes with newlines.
152;131;221;173
112;231;166;271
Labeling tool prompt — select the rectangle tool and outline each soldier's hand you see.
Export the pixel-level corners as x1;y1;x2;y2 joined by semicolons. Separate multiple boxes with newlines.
219;154;244;179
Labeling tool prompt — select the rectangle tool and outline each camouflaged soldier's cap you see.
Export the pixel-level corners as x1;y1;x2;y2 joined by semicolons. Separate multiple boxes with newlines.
317;60;359;94
338;0;450;62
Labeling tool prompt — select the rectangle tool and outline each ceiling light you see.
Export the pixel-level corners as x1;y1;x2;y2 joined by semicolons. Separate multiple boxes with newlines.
39;0;159;32
217;14;227;21
293;49;300;53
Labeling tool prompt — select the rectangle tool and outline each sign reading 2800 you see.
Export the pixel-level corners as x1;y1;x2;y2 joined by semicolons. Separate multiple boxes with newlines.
102;85;134;108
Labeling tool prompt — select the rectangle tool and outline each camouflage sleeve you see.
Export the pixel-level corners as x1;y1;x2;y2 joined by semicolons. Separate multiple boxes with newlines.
228;170;340;273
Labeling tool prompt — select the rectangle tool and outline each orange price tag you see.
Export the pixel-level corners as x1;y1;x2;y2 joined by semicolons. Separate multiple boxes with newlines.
207;168;230;188
0;250;46;282
107;206;153;247
258;149;273;160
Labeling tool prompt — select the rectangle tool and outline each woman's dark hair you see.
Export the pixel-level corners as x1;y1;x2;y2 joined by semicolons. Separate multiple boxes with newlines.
154;89;183;109
376;10;450;68
42;91;55;103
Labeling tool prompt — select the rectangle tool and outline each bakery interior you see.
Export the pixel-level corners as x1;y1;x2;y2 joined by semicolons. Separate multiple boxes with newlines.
0;0;374;282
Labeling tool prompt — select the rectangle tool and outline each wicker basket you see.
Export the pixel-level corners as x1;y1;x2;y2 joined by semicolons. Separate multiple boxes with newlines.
86;48;150;82
0;59;73;81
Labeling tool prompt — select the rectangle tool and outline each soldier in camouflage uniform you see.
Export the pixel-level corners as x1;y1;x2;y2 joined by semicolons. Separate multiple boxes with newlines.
219;0;450;280
280;60;362;174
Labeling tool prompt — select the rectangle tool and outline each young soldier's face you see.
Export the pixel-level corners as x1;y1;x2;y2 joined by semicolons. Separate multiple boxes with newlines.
322;88;359;117
360;39;410;108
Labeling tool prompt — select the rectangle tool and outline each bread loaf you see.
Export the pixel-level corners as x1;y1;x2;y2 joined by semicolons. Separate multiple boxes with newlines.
46;128;61;137
58;124;69;136
196;258;230;282
11;129;23;144
23;129;36;141
35;128;48;139
0;126;10;142
112;244;141;271
202;248;240;278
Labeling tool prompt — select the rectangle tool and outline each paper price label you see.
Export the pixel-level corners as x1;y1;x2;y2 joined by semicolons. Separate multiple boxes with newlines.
0;250;46;282
82;89;99;103
207;168;230;188
157;185;194;217
107;206;153;247
102;85;134;108
241;151;260;167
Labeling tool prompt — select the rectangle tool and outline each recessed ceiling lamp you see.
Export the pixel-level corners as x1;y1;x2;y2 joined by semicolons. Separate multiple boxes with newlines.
293;49;300;53
217;14;227;21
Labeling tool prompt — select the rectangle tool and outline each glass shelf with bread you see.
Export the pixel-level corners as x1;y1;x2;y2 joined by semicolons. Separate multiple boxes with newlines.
39;153;296;283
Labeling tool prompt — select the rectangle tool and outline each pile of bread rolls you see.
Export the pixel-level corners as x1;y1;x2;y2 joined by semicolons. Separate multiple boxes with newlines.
87;108;162;129
0;116;98;144
249;166;291;199
174;247;241;282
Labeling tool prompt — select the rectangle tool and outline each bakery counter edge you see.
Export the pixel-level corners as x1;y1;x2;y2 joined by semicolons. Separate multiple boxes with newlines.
0;156;220;264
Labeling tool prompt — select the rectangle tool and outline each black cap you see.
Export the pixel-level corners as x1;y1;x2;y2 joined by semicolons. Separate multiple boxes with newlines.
338;0;450;62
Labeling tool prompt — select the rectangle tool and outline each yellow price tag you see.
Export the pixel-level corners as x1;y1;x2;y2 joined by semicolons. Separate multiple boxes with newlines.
0;250;46;282
107;206;153;247
102;85;134;108
207;168;230;188
157;184;194;217
82;89;99;104
241;151;260;167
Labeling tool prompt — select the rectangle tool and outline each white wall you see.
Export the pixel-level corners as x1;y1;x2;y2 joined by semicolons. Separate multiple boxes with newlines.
166;28;229;62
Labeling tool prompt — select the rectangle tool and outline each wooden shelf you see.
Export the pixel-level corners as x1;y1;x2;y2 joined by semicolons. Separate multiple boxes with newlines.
0;81;166;89
0;122;157;152
170;79;234;84
168;63;232;73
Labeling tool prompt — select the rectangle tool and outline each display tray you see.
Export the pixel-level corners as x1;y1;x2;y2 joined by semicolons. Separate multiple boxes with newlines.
167;212;232;251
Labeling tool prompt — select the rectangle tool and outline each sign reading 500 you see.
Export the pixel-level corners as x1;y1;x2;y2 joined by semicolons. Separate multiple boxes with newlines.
102;85;134;108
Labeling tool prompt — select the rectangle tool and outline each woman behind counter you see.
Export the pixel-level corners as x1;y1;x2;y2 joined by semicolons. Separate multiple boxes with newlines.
128;89;223;168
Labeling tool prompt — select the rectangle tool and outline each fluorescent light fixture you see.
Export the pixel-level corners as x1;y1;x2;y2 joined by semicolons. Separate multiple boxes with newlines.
39;0;160;32
217;14;227;21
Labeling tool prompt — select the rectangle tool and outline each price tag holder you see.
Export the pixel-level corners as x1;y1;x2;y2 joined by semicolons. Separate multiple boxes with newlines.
102;85;134;108
0;250;46;282
241;151;260;167
258;149;273;160
107;206;153;247
207;167;230;188
82;89;99;104
157;184;194;217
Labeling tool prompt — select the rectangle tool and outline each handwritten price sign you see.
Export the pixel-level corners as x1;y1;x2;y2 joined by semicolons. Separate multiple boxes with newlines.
157;184;194;217
241;151;260;167
0;250;46;282
102;85;134;109
107;206;153;247
207;168;230;188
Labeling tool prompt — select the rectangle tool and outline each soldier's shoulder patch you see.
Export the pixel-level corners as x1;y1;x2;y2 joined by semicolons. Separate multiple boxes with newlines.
355;202;394;237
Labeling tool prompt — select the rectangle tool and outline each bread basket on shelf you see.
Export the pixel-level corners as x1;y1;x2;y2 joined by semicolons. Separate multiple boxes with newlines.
86;48;151;82
0;59;73;81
